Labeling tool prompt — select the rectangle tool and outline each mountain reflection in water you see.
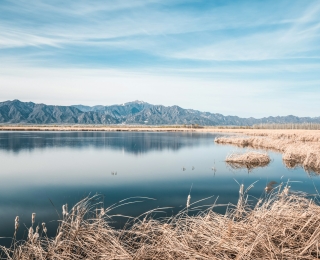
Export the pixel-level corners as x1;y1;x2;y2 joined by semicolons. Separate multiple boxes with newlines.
0;131;319;248
0;131;213;154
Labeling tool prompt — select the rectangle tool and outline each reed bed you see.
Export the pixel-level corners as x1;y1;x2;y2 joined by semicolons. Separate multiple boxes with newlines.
225;151;271;170
251;123;320;130
2;184;320;259
1;198;132;260
215;133;320;174
214;129;320;142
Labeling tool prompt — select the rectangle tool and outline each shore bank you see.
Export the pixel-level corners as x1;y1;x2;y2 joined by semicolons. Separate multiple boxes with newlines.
0;125;208;132
2;185;319;260
1;125;320;134
214;129;320;173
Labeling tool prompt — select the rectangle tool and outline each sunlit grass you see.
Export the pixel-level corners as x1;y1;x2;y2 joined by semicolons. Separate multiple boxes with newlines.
215;130;320;174
1;183;320;259
225;151;271;170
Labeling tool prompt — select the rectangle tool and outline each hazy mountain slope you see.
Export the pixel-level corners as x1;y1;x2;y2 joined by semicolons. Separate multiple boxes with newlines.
73;101;152;119
0;100;119;124
0;100;35;123
0;99;319;125
72;104;106;112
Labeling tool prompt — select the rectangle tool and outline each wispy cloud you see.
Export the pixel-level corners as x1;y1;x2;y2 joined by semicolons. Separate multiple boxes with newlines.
172;2;320;61
0;0;319;117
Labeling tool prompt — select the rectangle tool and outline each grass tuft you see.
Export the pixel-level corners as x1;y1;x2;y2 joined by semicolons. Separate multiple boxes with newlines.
225;151;271;170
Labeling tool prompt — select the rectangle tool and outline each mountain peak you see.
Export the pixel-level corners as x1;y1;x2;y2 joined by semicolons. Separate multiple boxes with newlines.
1;99;318;125
122;100;148;106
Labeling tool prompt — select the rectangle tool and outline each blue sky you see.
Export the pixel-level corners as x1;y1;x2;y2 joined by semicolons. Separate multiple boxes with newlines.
0;0;320;117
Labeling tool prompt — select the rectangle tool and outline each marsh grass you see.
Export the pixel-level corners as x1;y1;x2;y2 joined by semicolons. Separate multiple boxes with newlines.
215;133;320;174
2;184;320;259
225;151;271;170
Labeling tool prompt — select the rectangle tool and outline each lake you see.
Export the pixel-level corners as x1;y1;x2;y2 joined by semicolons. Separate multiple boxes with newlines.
0;131;319;247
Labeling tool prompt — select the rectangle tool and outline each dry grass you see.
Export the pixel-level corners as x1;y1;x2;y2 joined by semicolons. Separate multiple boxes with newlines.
225;151;271;170
0;125;199;132
213;129;320;142
2;185;320;259
215;131;320;174
1;198;132;260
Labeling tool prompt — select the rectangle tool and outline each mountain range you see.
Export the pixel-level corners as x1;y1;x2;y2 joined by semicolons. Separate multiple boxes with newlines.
0;99;319;126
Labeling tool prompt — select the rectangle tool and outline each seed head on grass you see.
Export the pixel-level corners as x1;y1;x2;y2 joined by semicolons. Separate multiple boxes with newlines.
186;195;191;209
31;213;36;225
62;204;68;217
239;184;244;195
14;216;19;232
42;222;47;234
28;227;33;241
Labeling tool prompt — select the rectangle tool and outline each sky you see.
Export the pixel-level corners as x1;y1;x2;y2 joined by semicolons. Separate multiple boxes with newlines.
0;0;320;118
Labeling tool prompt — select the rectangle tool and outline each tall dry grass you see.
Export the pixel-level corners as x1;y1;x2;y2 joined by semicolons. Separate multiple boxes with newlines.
214;129;320;142
251;123;320;130
2;184;320;259
1;198;132;260
215;132;320;174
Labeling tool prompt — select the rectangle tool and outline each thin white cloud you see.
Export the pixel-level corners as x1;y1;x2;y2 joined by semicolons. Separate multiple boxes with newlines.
0;0;312;51
171;1;320;61
1;66;319;117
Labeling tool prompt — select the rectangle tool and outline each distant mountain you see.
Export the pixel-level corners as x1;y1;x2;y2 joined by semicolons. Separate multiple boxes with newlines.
0;100;118;124
0;99;319;125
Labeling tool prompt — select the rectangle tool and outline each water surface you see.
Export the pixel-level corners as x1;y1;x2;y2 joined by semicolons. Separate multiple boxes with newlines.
0;131;319;247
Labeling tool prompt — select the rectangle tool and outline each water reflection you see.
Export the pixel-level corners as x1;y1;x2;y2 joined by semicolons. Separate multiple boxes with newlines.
0;131;214;154
0;131;319;249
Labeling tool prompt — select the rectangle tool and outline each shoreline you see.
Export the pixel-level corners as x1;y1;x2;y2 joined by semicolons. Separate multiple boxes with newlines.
3;187;320;259
0;126;205;132
214;129;320;173
1;125;320;133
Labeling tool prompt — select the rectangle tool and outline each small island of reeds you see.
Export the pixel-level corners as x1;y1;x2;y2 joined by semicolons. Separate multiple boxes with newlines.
225;151;271;170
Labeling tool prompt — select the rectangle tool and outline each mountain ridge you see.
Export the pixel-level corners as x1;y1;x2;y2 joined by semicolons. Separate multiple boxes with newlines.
0;99;319;126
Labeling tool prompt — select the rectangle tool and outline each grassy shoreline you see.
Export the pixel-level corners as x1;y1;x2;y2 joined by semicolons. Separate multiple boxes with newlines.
0;125;207;132
2;185;320;259
214;129;320;174
1;125;320;133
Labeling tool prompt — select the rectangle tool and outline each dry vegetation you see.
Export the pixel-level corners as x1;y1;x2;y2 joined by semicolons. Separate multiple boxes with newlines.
225;151;271;170
0;125;203;132
1;184;320;259
214;123;320;130
1;124;320;133
215;130;320;173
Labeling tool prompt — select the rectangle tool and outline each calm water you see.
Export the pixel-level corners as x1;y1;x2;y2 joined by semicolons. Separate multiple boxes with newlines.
0;131;319;247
